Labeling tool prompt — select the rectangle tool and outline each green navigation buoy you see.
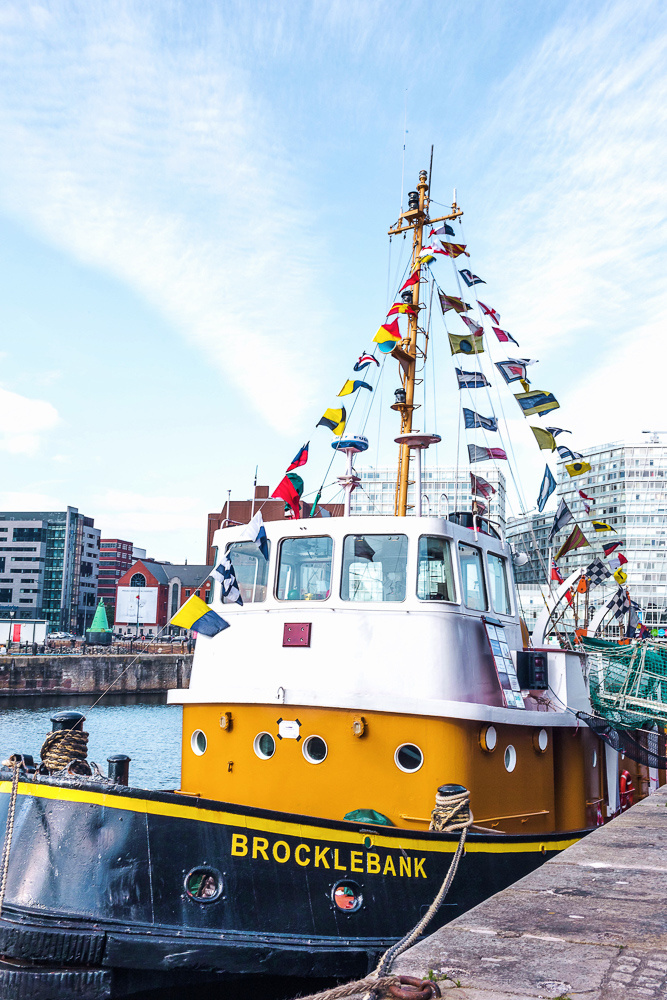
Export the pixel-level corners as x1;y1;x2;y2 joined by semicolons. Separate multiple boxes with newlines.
86;599;113;645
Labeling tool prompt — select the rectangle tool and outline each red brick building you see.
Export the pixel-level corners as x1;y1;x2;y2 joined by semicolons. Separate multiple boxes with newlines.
115;560;212;635
98;539;134;618
206;486;342;565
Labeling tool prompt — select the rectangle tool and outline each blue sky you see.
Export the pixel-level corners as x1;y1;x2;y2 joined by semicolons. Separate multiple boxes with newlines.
0;0;666;560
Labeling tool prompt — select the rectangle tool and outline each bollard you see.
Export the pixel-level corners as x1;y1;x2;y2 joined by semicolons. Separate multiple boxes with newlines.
107;754;131;785
50;710;86;732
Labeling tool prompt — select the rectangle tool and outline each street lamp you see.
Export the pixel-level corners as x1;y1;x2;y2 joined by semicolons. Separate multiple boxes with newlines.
7;609;15;650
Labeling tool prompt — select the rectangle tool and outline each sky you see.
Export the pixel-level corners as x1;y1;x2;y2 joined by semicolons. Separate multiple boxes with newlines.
0;0;666;561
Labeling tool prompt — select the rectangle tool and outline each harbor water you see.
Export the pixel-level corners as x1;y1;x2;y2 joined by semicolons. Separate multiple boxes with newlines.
0;693;183;790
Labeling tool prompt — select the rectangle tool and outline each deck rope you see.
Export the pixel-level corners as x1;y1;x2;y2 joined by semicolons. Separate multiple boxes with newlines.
374;789;472;975
39;728;89;772
0;760;20;917
290;789;472;1000
295;975;401;1000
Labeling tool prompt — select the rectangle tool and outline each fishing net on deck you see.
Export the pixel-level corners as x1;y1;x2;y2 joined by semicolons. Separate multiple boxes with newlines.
580;637;667;728
577;711;667;768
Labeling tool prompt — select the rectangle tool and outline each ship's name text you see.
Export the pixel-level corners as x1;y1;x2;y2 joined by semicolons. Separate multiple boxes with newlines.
230;834;427;877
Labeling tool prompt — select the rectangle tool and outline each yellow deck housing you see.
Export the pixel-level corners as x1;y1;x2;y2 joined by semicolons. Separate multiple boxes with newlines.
180;704;604;834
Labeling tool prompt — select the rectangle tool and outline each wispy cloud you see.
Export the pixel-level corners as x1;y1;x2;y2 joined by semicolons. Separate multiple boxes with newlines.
0;387;59;454
92;488;202;541
0;2;336;429
445;0;667;505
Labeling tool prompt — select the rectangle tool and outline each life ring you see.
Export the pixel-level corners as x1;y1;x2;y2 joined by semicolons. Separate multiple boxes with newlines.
619;769;634;811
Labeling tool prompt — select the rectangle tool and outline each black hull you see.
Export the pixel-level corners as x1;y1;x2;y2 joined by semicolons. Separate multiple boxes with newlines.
0;770;586;994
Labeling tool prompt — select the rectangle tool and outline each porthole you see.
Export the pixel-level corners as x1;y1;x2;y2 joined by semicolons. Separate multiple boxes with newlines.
191;730;207;756
533;728;548;754
592;750;598;768
504;745;517;772
254;732;276;760
394;743;424;773
332;879;363;912
303;735;328;764
480;725;497;753
184;866;223;903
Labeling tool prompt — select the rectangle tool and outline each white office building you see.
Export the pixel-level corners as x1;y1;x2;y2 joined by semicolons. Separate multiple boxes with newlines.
350;466;507;527
543;434;667;625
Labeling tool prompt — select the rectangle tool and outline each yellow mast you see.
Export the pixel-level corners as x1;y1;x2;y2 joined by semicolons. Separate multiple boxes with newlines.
388;167;463;515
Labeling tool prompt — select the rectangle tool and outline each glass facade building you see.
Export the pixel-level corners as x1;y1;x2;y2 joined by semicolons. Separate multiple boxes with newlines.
349;466;506;526
506;435;667;626
0;508;100;632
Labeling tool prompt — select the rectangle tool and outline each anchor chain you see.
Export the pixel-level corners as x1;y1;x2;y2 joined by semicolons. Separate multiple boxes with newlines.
0;760;20;917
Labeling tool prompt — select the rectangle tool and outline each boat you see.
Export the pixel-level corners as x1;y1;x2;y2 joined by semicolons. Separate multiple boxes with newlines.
0;165;658;997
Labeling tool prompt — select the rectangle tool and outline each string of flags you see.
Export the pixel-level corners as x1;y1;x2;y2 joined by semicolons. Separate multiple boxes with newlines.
436;226;637;620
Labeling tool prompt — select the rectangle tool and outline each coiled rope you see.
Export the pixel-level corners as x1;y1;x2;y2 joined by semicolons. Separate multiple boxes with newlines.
429;786;472;833
0;760;20;917
39;728;89;772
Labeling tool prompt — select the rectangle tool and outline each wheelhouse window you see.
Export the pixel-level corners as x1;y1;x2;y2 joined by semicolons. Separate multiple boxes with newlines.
341;534;408;602
276;537;332;601
487;553;512;615
458;542;487;611
225;541;271;603
417;536;455;602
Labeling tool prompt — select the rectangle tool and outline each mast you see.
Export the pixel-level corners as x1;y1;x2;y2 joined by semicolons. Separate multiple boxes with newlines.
388;166;462;515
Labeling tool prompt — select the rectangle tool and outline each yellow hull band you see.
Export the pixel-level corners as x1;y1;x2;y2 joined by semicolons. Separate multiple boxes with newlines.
0;781;580;855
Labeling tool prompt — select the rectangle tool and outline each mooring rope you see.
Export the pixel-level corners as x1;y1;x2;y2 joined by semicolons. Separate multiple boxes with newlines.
289;790;472;1000
374;789;472;975
0;760;20;917
295;975;402;1000
39;728;89;772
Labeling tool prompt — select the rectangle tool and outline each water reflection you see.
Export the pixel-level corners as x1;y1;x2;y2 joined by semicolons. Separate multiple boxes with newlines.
0;692;182;789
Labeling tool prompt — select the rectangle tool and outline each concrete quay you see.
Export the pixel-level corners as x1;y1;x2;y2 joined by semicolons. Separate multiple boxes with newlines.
395;785;667;999
0;653;192;695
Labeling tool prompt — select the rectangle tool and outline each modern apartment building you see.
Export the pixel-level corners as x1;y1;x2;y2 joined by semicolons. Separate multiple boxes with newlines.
349;466;507;526
504;512;552;588
0;508;100;632
97;538;134;619
506;434;667;625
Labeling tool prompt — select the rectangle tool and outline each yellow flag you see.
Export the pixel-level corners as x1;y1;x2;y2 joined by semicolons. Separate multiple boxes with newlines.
565;460;592;477
531;426;556;451
614;568;627;585
592;520;616;532
448;333;484;356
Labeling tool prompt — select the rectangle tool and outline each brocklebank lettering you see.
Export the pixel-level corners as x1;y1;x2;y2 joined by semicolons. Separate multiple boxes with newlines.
230;833;427;877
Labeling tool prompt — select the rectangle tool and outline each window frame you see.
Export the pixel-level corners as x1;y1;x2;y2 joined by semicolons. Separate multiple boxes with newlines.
486;551;513;617
274;535;334;603
416;534;458;604
457;541;489;612
223;539;272;604
340;533;409;604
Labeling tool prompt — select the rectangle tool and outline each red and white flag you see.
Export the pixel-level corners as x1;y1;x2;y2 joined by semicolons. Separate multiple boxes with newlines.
478;301;500;324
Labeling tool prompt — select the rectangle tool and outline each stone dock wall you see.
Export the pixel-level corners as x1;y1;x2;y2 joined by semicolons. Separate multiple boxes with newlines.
395;784;667;998
0;654;193;695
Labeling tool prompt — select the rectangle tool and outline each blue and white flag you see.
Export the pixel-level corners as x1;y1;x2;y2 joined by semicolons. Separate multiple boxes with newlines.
211;555;243;605
537;465;557;512
545;426;571;438
456;368;491;389
459;269;486;287
557;445;583;461
463;408;498;432
237;511;269;560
